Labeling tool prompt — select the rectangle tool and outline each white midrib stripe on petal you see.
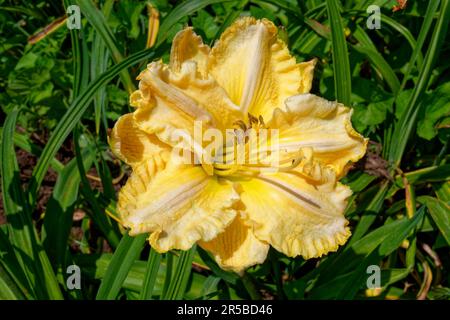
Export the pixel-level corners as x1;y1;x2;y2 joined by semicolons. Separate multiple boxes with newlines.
277;140;357;153
240;23;267;115
128;176;209;224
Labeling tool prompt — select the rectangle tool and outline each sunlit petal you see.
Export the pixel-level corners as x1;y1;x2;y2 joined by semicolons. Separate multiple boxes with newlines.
131;60;242;156
199;214;269;274
169;27;210;78
269;93;368;177
118;155;240;252
286;147;338;185
298;59;317;94
109;113;170;167
208;17;311;120
238;171;352;259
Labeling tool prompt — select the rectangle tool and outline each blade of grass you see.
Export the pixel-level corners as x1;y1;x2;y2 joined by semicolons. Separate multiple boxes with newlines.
0;228;33;299
36;248;65;299
0;128;64;173
63;0;90;99
76;253;157;292
1;108;63;299
200;275;221;299
76;252;211;298
241;273;261;300
383;0;441;157
140;247;162;300
398;0;441;92
348;181;389;244
394;165;450;186
388;165;450;197
326;0;351;105
379;13;423;69
162;247;197;300
388;0;450;167
42;146;95;269
76;0;135;93
73;126;121;248
0;264;25;300
352;26;400;94
260;0;301;15
418;196;450;245
161;252;173;298
91;0;114;134
376;237;417;292
94;143;116;201
96;233;147;300
335;208;425;299
92;39;109;135
312;207;425;293
305;17;400;95
434;181;450;203
1;108;40;297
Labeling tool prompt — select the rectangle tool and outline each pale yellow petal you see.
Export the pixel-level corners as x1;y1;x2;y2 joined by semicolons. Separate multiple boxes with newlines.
285;147;338;186
170;27;210;77
298;59;317;93
238;171;352;259
109;113;170;167
131;61;242;156
269;93;368;177
208;17;311;120
118;154;240;252
199;214;269;274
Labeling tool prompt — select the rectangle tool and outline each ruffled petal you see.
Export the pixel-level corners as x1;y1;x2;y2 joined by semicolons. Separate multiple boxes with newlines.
208;17;312;120
131;60;242;159
238;171;352;259
269;93;368;177
169;27;210;78
284;147;338;185
298;59;317;94
199;214;269;274
118;154;240;252
109;113;170;167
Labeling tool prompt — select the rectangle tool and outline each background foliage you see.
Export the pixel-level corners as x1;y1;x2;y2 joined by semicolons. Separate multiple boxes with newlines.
0;0;449;300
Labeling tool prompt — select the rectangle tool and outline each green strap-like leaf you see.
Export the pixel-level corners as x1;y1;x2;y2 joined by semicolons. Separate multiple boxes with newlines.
418;196;450;245
388;0;450;166
76;0;135;93
326;0;351;105
140;248;162;300
1;108;63;299
42;145;95;269
96;233;147;300
162;247;197;300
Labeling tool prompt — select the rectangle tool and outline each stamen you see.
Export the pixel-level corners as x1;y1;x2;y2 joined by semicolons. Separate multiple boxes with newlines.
258;115;265;127
233;120;247;131
212;150;304;176
211;114;297;177
248;113;259;128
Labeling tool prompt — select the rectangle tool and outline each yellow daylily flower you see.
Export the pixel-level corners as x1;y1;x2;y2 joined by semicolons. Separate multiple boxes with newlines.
110;17;368;274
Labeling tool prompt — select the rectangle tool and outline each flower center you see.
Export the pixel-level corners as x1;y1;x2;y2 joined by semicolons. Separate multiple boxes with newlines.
210;114;304;176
